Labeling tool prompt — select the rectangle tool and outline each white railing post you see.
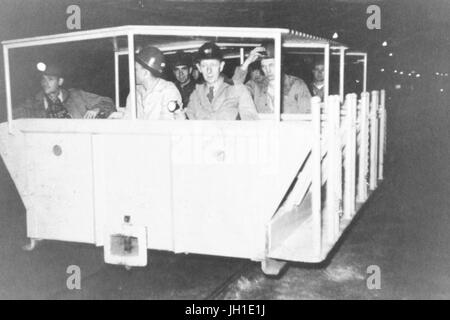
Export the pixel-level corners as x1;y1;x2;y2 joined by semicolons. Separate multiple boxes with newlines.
344;93;357;219
311;96;322;257
326;95;340;242
357;92;370;202
378;89;386;180
369;90;379;190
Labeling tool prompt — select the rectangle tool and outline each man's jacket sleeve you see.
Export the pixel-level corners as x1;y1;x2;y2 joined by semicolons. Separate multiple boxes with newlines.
232;66;248;84
297;80;312;113
236;84;259;120
81;90;116;116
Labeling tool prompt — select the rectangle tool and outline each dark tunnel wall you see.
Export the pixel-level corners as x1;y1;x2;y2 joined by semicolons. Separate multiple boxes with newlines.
1;0;449;121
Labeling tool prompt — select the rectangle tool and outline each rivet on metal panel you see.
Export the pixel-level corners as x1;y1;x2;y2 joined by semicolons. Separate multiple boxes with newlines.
53;145;62;156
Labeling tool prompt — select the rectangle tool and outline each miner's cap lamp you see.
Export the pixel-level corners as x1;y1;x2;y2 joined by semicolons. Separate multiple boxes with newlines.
36;62;63;77
197;42;223;61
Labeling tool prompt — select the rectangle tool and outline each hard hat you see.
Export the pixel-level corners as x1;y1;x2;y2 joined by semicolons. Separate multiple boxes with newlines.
172;51;192;68
197;42;223;61
260;41;275;60
136;46;166;75
37;62;63;77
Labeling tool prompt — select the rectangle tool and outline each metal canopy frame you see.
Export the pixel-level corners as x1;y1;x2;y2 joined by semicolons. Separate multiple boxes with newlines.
346;51;368;92
2;25;360;130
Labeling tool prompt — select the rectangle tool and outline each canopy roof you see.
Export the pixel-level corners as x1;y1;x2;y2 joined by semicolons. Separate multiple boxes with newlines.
2;25;348;50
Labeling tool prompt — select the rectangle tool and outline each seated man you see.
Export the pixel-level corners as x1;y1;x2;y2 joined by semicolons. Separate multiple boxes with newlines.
186;42;258;120
15;62;115;119
233;43;312;114
171;51;196;108
113;46;185;120
308;58;325;101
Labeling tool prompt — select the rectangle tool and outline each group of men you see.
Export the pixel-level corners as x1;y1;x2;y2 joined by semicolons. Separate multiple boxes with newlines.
16;41;326;121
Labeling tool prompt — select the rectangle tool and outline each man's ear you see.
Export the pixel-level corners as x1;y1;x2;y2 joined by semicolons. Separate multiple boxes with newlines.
219;61;225;72
58;78;64;86
189;67;193;74
144;69;152;79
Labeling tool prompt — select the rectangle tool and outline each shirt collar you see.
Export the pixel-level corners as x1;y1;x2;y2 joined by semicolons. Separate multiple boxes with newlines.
43;90;64;110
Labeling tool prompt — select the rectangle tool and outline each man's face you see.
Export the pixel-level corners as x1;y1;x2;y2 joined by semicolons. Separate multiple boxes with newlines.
250;69;263;82
40;74;63;95
197;59;224;85
261;59;275;81
173;65;191;84
312;64;325;82
135;62;148;84
192;68;200;80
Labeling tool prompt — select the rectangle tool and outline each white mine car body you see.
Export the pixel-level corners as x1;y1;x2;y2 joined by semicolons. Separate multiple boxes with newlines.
0;26;386;275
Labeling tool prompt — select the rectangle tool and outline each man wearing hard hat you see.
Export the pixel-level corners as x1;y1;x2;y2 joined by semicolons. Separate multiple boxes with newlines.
117;46;184;120
171;51;196;108
233;41;312;114
15;62;115;119
186;42;258;120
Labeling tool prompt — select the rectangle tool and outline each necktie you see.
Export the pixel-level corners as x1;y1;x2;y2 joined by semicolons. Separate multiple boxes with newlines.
46;95;71;118
207;86;214;103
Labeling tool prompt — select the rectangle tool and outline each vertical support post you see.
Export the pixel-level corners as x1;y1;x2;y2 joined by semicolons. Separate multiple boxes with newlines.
127;33;137;120
311;96;322;258
378;89;386;180
240;47;245;65
344;93;357;219
324;44;330;99
113;37;120;110
357;92;369;202
326;95;340;242
363;53;368;93
114;51;120;109
339;47;345;103
3;46;13;132
274;34;282;121
369;90;379;190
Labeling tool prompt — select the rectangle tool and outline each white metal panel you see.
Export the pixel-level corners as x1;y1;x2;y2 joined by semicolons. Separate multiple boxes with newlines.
23;133;95;243
92;134;174;251
170;123;277;259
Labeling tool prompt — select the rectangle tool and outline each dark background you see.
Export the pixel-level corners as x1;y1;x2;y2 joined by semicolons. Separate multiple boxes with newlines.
0;0;449;119
1;0;450;299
